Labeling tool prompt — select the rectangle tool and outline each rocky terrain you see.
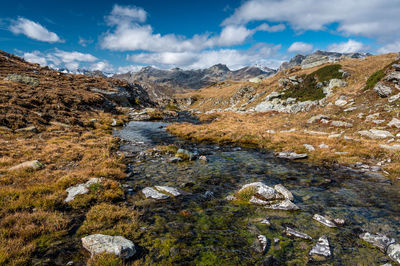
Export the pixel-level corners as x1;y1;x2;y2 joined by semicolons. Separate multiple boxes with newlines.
113;64;275;102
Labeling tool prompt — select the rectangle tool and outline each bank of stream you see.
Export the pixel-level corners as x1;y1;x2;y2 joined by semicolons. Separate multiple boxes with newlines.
115;120;400;265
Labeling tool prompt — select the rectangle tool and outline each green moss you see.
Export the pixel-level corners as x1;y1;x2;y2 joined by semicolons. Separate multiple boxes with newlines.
281;64;343;102
5;74;39;87
87;253;123;266
364;59;400;91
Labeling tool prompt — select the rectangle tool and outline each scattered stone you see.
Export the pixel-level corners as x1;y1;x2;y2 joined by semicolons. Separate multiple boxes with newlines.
304;144;315;151
374;82;392;97
319;144;329;149
366;113;380;121
285;227;312;240
265;129;276;134
379;144;400;151
274;238;280;244
313;214;337;228
388;118;400;128
344;106;357;112
15;126;37;132
65;178;101;202
307;114;330;124
388;93;400;103
176;148;196;160
335;98;348;107
111;119;117;127
373;119;385;124
358;129;394;139
276;152;308;160
154;186;181;197
265;199;300;211
50;121;70;128
199;155;208;161
329;133;342;138
387;244;400;264
81;234;136;259
393;64;400;71
359;232;395;252
253;235;269;254
261;219;271;226
333;218;345;226
384;71;400;83
225;195;236;201
9;160;43;171
142;187;169;200
169;157;183;163
331;120;353;128
328;79;347;89
309;236;331;260
274;184;294;201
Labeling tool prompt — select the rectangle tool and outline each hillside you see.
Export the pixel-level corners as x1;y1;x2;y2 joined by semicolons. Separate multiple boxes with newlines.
169;52;400;179
113;64;276;102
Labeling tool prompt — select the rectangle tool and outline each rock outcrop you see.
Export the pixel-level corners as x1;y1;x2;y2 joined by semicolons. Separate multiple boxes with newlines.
81;234;136;259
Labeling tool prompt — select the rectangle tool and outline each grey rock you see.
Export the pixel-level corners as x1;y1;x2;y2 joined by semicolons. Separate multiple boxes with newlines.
285;227;312;240
358;129;394;139
380;144;400;151
309;235;331;258
239;182;279;200
328;79;347;89
274;184;294;201
374;82;392;97
392;64;400;71
142;187;169;200
333;218;345;226
307;114;330;124
265;199;300;211
304;144;315;151
359;232;395;252
388;118;400;128
15;126;37;132
331;120;353;128
388;93;400;103
384;71;400;83
169;157;183;163
387;244;400;264
250;196;270;205
313;214;337;228
261;219;271;226
253;235;269;254
81;234;136;259
65;178;101;202
154;186;181;197
276;151;308;160
9;160;43;171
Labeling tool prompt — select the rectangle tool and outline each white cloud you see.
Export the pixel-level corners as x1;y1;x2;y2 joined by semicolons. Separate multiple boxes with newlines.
223;0;400;41
78;37;93;47
378;41;400;53
117;65;144;73
9;17;62;43
90;61;114;72
327;39;366;53
101;5;282;52
288;42;313;53
22;49;100;71
127;43;281;70
23;51;47;65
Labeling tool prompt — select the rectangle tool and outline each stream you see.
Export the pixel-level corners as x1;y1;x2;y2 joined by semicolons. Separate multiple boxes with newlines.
115;120;400;265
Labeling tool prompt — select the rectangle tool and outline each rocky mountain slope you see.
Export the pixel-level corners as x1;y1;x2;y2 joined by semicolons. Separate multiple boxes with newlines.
113;64;275;101
170;52;400;179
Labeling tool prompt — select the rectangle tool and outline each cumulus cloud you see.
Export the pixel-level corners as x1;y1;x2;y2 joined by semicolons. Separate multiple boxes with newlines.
78;37;93;47
223;0;400;41
22;49;99;71
288;42;313;53
101;4;282;52
117;65;144;74
9;17;62;43
127;43;282;70
378;41;400;53
327;39;366;53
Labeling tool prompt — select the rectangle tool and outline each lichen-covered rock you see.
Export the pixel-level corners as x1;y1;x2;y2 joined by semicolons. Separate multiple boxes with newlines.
285;227;312;240
274;184;294;201
65;178;101;202
359;232;395;252
8;160;43;171
388;118;400;128
81;234;136;259
154;186;181;196
276;152;308;160
309;236;331;259
374;82;392;97
239;182;279;200
142;187;169;200
387;244;400;264
253;235;269;254
265;199;300;211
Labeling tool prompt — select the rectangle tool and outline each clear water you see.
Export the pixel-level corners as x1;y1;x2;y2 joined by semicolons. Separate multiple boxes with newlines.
116;121;400;265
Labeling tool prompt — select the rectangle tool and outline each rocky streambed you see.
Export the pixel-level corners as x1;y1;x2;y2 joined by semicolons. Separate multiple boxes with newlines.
111;120;400;265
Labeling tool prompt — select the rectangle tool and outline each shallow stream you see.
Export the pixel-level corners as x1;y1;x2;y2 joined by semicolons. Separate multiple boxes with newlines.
116;121;400;265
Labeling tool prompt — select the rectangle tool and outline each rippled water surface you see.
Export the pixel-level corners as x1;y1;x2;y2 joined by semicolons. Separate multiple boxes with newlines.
116;121;400;265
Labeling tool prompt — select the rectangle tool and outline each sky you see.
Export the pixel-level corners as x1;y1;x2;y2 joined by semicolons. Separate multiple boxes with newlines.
1;0;400;73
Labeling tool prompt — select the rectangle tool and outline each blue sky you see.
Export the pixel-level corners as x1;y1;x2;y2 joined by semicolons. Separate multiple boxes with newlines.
1;0;399;72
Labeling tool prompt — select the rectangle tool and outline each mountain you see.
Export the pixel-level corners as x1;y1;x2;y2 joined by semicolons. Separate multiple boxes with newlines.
279;50;372;71
113;64;276;101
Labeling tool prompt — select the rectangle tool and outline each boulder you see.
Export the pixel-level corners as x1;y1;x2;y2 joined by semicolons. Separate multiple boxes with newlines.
9;160;43;171
387;244;400;264
285;227;312;240
359;232;395;252
264;199;300;211
65;178;101;202
81;234;136;259
239;182;279;200
328;79;347;89
142;187;169;200
374;82;392;97
276;152;308;160
384;71;400;83
358;129;394;139
307;114;330;124
388;118;400;128
309;236;331;259
274;184;294;201
313;214;337;228
154;186;181;197
331;120;353;128
253;235;269;254
304;144;315;151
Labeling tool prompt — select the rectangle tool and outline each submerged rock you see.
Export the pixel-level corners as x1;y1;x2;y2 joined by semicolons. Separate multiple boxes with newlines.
313;214;337;228
142;187;169;200
253;235;269;254
274;184;294;201
265;199;300;211
387;244;400;264
65;178;101;202
285;227;312;240
276;152;308;160
309;236;331;260
359;232;395;252
9;160;43;171
81;234;136;259
154;186;181;196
